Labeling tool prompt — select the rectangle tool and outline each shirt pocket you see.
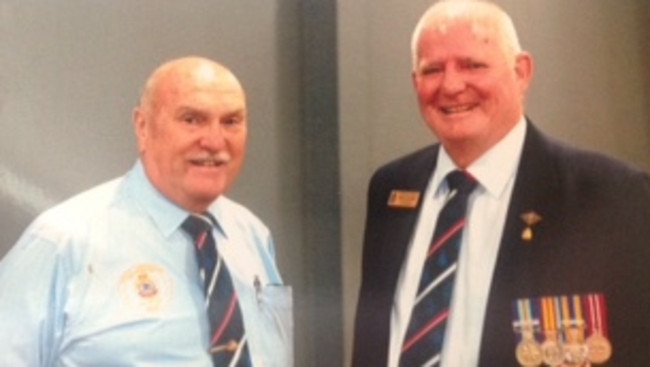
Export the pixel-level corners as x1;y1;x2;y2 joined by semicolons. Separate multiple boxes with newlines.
249;284;293;367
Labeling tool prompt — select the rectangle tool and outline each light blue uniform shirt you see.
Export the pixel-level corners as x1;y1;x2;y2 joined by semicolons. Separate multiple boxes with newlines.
0;161;292;367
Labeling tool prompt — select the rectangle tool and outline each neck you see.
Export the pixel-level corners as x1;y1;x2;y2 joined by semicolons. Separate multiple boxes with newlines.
444;143;485;169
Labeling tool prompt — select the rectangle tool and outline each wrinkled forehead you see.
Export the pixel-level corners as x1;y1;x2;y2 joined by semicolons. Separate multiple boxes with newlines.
163;67;239;96
147;62;245;112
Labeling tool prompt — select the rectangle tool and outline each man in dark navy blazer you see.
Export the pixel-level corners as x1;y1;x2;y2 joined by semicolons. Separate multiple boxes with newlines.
351;1;650;366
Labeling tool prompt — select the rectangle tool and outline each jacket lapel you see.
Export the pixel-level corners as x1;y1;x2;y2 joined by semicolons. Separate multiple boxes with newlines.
381;145;440;290
479;121;564;364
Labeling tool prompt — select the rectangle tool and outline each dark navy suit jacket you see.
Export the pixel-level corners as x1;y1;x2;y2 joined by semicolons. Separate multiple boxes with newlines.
352;121;650;366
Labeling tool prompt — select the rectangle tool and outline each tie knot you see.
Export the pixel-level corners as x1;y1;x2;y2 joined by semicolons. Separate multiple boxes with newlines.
181;214;214;241
446;170;477;195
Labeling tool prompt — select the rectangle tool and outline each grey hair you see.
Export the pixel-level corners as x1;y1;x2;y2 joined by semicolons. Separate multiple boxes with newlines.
410;0;522;70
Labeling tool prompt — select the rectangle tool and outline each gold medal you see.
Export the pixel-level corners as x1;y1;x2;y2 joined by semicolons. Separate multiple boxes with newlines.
513;299;542;367
560;296;589;366
540;337;564;366
563;324;588;365
539;297;564;366
586;332;612;364
584;293;612;364
516;337;543;367
563;341;589;366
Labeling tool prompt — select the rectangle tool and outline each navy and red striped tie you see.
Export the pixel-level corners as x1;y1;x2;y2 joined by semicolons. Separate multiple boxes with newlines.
400;170;477;366
182;214;252;366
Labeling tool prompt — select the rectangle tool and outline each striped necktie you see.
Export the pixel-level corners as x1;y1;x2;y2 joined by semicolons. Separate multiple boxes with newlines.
182;213;252;367
400;170;477;367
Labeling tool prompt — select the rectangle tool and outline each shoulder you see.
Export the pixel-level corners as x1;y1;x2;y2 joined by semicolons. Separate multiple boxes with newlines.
523;124;650;207
24;177;125;246
374;144;438;175
3;177;126;282
370;144;439;187
540;132;648;188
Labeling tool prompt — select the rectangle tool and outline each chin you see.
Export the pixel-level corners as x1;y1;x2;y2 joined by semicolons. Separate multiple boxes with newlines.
185;194;220;212
186;185;225;204
199;188;225;201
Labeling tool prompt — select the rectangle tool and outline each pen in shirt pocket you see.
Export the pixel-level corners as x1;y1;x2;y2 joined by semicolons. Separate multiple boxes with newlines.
254;275;262;305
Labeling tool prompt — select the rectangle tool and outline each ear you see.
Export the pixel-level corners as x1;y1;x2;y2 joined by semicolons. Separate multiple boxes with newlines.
133;107;148;153
514;52;534;94
411;69;421;91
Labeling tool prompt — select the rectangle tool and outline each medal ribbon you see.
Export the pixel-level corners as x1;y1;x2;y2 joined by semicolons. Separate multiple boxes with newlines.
584;293;609;337
560;295;577;329
540;297;560;338
573;294;586;341
572;295;584;326
513;298;539;337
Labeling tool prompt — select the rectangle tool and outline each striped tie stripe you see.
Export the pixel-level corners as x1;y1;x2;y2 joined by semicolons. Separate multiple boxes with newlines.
399;170;477;366
182;214;252;366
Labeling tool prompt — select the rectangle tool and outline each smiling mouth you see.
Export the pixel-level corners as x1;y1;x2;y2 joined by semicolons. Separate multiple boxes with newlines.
441;104;474;114
189;157;228;167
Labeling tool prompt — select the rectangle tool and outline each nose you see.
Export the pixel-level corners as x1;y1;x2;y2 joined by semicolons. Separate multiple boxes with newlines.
198;122;226;151
440;68;465;95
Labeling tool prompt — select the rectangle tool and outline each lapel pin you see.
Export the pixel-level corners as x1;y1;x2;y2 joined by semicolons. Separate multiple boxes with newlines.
520;211;542;242
387;190;420;209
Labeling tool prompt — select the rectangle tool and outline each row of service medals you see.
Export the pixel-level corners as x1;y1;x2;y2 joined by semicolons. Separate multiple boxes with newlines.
512;294;612;366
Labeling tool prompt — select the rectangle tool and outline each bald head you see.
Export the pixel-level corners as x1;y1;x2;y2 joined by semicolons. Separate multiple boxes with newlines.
138;56;244;116
411;0;522;69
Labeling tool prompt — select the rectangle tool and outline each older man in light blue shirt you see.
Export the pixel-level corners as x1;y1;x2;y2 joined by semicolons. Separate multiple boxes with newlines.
0;57;292;367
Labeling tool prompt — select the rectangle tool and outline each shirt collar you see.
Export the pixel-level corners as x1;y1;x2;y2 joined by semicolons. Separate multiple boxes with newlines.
126;160;230;239
205;198;229;239
434;116;527;198
125;160;187;238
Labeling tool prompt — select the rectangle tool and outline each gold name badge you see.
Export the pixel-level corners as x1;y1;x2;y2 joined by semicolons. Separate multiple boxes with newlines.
387;190;420;209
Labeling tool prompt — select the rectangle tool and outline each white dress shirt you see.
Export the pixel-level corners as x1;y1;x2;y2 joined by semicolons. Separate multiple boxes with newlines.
389;118;527;367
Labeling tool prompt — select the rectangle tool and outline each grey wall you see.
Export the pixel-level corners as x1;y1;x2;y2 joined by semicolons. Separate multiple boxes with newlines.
1;1;649;366
339;0;650;365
